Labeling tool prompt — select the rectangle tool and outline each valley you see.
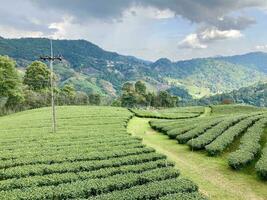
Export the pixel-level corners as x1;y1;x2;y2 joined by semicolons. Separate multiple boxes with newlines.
1;37;266;99
1;1;267;199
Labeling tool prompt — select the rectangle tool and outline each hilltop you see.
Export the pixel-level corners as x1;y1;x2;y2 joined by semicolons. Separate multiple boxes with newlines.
0;37;266;98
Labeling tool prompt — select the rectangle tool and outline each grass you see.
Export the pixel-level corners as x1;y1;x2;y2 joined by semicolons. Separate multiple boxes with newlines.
128;117;267;200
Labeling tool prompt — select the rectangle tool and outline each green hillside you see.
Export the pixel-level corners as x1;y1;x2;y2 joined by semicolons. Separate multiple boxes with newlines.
0;104;266;199
217;52;267;74
195;82;267;107
0;37;152;97
1;37;267;98
0;106;205;199
162;58;266;98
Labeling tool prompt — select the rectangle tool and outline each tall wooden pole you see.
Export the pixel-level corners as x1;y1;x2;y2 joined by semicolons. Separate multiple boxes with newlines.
50;40;56;133
40;39;62;133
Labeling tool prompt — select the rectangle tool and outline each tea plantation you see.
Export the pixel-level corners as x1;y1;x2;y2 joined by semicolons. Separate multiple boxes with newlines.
130;106;205;119
149;105;267;180
0;106;206;200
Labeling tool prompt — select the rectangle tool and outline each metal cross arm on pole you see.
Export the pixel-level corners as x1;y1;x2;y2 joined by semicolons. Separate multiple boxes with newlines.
40;55;63;62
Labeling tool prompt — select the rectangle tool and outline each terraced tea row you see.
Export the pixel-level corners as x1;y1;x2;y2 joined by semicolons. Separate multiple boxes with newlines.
88;177;202;200
205;115;262;156
256;145;267;179
0;168;180;199
150;107;267;180
0;159;174;191
0;147;156;169
130;106;204;119
187;115;248;150
228;117;267;170
0;106;205;200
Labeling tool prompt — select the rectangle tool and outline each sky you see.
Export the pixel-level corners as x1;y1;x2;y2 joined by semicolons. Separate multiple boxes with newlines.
0;0;267;61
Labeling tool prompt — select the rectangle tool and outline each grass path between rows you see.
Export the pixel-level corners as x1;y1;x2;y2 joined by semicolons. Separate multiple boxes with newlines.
200;106;212;117
127;116;267;200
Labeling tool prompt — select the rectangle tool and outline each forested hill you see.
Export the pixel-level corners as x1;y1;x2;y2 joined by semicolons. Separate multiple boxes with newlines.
0;36;267;98
216;52;267;74
195;82;267;107
0;37;152;96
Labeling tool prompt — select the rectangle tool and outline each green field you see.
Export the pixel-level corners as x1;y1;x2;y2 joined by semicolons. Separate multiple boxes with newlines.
0;106;205;200
128;104;267;199
149;105;267;179
1;104;267;200
128;117;267;200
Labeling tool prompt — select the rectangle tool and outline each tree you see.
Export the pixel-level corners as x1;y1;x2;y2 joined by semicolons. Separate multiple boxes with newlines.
23;61;51;91
62;84;76;97
59;84;76;105
75;91;89;105
158;91;178;107
122;82;135;93
135;81;146;95
23;87;50;108
89;94;101;105
111;99;121;107
119;80;178;108
121;92;137;108
135;93;146;107
145;92;156;107
121;82;138;108
0;56;23;108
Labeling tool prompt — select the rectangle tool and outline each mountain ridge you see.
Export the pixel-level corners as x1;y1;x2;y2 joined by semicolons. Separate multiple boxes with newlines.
0;36;266;98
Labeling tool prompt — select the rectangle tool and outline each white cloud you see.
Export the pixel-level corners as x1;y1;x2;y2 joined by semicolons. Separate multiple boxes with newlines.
48;16;74;39
154;9;175;19
125;6;175;20
262;8;267;14
178;28;242;49
201;28;242;41
178;34;207;49
256;45;267;50
0;25;44;38
32;0;267;29
42;6;179;61
0;0;266;60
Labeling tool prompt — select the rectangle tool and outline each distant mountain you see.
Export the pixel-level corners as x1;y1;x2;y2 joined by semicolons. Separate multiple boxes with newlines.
154;57;266;98
217;52;267;73
0;37;153;96
0;37;266;98
216;52;267;74
193;82;267;107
